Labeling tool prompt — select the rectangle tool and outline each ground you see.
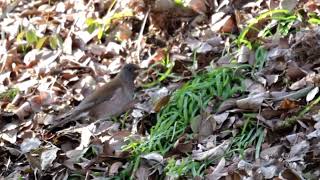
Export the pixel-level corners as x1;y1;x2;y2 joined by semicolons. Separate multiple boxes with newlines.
0;0;320;179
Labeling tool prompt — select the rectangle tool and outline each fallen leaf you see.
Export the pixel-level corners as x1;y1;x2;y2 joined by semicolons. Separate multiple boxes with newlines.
280;0;298;11
238;45;250;63
135;163;151;180
173;134;193;154
278;98;299;110
260;145;284;160
216;99;237;113
109;161;123;176
288;140;309;162
259;165;278;179
192;140;230;161
306;86;319;102
20;137;41;154
41;146;59;170
205;157;227;180
236;92;268;110
279;168;304;180
153;95;170;112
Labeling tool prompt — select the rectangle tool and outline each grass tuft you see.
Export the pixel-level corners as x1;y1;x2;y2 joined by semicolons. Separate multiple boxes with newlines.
121;66;247;178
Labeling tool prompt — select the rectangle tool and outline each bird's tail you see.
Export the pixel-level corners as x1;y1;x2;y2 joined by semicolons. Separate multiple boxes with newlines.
46;112;78;131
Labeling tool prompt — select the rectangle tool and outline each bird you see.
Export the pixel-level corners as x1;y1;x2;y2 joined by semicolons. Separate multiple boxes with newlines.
48;63;140;130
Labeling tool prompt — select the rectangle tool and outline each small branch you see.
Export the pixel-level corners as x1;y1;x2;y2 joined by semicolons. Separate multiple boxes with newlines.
135;8;150;64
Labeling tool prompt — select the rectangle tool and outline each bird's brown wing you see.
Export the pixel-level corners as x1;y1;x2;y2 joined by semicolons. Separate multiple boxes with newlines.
49;78;123;129
73;77;122;113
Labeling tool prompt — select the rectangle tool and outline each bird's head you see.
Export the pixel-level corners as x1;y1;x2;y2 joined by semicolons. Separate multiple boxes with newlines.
118;63;140;83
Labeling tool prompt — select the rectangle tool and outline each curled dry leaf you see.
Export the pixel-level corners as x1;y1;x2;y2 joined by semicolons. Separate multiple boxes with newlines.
185;38;215;54
141;152;164;165
272;86;313;101
216;99;237;113
307;129;320;139
205;157;227;180
290;73;320;90
306;86;319;102
75;30;98;44
237;160;254;175
154;0;175;12
192;140;230;161
63;35;72;55
238;45;253;65
0;129;18;144
286;61;307;81
76;123;95;150
173;134;193;154
243;79;266;94
14;102;32;120
279;168;304;180
236;92;268;110
13;79;38;92
88;44;108;56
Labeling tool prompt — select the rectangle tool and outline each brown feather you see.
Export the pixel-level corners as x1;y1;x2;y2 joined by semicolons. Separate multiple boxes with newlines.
49;64;139;130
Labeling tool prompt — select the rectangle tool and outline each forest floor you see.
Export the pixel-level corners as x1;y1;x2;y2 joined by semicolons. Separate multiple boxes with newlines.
0;0;320;179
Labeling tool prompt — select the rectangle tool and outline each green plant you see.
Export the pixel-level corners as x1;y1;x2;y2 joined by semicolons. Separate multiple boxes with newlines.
237;9;295;49
142;53;175;88
228;114;265;159
307;12;320;24
121;66;246;179
0;88;19;101
142;67;244;154
17;29;62;51
254;46;267;71
68;173;85;180
83;146;99;159
276;95;320;130
165;158;206;178
86;0;133;40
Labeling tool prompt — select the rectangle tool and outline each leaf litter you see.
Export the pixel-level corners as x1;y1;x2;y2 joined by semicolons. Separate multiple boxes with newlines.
0;0;320;179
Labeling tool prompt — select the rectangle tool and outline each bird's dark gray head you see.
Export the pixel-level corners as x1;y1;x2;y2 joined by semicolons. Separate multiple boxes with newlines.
118;63;140;83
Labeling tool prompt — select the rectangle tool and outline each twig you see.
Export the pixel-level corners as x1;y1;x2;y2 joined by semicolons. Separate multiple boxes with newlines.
135;8;150;63
274;95;320;131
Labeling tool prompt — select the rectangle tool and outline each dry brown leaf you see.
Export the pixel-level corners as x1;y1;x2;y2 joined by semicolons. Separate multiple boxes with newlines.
279;168;304;180
278;98;299;110
109;161;123;176
192;140;230;161
173;134;193;154
236;93;267;110
153;95;170;112
135;163;151;180
188;0;208;15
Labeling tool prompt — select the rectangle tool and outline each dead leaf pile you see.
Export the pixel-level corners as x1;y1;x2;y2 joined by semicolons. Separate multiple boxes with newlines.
0;0;320;179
